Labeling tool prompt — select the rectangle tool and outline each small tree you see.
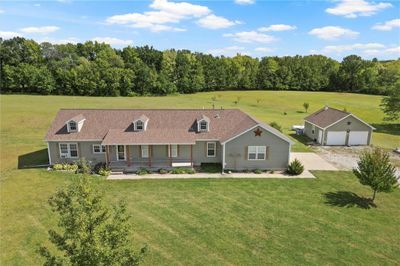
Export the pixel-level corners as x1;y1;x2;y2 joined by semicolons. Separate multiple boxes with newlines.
380;85;400;121
353;148;398;203
287;159;304;175
39;177;147;265
303;102;309;113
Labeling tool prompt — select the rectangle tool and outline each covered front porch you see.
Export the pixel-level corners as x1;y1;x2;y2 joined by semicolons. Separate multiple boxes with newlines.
104;144;194;172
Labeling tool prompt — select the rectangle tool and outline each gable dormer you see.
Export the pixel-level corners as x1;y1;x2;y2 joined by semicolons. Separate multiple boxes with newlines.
66;114;85;133
197;115;210;132
133;115;149;131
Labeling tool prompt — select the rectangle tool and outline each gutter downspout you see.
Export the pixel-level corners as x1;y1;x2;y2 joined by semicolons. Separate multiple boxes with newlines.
47;142;52;165
222;143;226;174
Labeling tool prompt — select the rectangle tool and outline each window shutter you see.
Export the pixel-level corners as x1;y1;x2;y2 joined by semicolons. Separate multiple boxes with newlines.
167;145;169;157
265;146;269;160
244;146;248;160
177;145;179;157
139;145;142;158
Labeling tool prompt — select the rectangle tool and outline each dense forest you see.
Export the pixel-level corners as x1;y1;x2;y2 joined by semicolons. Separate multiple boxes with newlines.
1;37;399;96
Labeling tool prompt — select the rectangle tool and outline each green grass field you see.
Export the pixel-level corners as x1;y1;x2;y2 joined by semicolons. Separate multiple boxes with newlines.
1;91;399;265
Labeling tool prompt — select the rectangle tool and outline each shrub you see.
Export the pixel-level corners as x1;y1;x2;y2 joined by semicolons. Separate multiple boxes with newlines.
75;158;91;174
159;168;169;174
254;169;263;174
269;121;282;132
170;168;195;174
53;164;63;171
287;159;304;175
98;168;111;177
136;167;151;175
200;163;222;173
64;164;78;172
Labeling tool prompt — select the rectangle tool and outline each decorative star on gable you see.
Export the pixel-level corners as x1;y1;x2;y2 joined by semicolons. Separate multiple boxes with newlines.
254;128;262;136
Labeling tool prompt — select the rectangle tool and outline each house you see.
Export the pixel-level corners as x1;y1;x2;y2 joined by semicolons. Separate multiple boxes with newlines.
304;106;375;146
45;109;293;172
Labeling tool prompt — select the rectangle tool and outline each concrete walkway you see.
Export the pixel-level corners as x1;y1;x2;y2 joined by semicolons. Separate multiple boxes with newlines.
290;152;337;170
107;170;315;180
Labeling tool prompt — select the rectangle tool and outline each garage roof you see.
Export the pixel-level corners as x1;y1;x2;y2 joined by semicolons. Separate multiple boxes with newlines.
304;106;350;128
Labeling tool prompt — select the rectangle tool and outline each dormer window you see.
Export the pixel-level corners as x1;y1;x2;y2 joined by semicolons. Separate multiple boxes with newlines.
66;114;85;133
136;120;144;131
197;115;210;132
132;115;149;131
68;121;77;131
200;121;208;131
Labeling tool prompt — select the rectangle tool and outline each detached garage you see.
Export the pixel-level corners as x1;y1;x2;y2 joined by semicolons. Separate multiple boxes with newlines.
304;106;375;146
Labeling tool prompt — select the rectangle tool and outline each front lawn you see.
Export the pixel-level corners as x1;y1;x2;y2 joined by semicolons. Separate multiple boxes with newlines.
1;170;399;265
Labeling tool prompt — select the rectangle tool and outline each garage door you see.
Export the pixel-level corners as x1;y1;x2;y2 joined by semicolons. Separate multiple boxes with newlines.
348;131;369;146
326;131;346;145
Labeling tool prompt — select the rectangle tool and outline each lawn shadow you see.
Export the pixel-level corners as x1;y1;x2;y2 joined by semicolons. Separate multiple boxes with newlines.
296;110;305;114
371;123;400;136
289;133;313;146
323;191;376;209
18;149;49;169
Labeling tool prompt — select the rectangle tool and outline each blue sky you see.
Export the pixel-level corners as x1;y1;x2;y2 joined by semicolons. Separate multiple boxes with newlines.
1;0;399;60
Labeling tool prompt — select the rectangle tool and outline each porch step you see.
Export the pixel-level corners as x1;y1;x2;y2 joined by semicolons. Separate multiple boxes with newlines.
111;168;125;175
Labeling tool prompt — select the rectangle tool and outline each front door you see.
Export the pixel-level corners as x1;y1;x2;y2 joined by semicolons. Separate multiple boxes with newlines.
117;145;126;161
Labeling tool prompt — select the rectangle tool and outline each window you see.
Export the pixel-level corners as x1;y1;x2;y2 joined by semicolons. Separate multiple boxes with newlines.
199;121;208;131
207;142;216;157
93;144;106;154
311;125;315;135
117;145;125;161
69;121;77;132
59;143;78;158
169;144;178;158
141;145;149;158
248;146;266;160
136;120;144;131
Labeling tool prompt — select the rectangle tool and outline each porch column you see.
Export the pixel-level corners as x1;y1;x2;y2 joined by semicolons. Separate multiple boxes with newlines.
127;145;131;167
105;145;109;165
169;145;172;166
148;145;152;167
106;145;111;166
222;143;226;174
190;145;193;167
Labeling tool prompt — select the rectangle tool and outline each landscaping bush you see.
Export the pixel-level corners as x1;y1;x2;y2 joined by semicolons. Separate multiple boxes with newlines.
136;167;151;175
75;158;91;174
269;121;282;132
98;168;111;177
170;168;195;174
52;164;63;171
287;159;304;175
254;169;263;174
93;162;111;176
64;164;78;172
159;169;169;174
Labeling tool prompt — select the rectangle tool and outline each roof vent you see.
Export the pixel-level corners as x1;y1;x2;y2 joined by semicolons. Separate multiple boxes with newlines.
324;105;329;110
215;114;220;119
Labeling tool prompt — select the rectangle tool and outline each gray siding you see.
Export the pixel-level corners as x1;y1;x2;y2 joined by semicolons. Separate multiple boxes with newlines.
224;126;290;170
48;141;106;165
304;121;323;143
192;141;222;165
324;115;372;145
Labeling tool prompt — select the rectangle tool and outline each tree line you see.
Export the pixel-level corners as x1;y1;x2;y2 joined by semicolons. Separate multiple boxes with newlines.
1;37;399;96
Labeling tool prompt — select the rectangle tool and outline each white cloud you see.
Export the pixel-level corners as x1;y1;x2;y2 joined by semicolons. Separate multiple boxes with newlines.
0;31;22;39
308;26;359;40
39;37;79;44
254;47;274;52
326;0;392;18
258;24;296;32
197;14;241;29
20;26;60;34
372;19;400;31
315;43;400;57
0;9;4;14
34;3;40;7
234;0;255;5
224;31;277;43
106;0;212;32
149;0;210;17
92;37;133;46
207;46;249;56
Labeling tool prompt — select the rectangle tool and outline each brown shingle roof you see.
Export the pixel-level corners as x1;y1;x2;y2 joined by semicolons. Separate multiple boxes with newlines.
304;106;350;128
45;109;293;144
